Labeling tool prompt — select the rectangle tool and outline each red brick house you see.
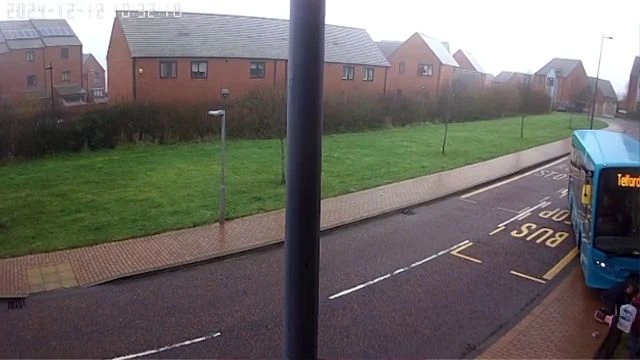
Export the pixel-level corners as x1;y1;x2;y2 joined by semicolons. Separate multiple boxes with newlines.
452;49;487;94
107;12;389;104
534;58;589;110
586;77;617;118
377;33;459;99
0;19;85;106
492;71;533;89
625;56;640;112
82;53;107;103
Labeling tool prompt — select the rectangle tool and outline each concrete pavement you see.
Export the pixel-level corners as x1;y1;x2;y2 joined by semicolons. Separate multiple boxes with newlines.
0;155;585;358
1;137;572;298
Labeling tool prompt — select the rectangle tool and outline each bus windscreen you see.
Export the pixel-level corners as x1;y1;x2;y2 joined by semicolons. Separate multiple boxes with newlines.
594;168;640;257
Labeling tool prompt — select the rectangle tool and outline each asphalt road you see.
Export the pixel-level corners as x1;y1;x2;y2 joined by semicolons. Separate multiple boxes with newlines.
0;156;582;359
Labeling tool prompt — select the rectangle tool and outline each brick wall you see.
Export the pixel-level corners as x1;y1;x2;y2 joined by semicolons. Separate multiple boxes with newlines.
107;17;133;102
559;63;588;103
0;44;81;100
0;48;47;98
83;55;105;92
385;33;454;99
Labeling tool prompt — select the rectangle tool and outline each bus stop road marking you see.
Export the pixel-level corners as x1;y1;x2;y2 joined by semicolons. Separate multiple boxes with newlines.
543;247;579;280
450;242;482;264
459;157;568;199
510;270;547;284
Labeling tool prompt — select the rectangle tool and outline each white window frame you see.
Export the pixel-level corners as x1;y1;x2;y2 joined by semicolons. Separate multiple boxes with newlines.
363;67;374;81
25;50;35;62
249;61;266;79
61;71;70;82
160;61;177;79
546;77;555;87
342;65;354;80
419;64;433;76
191;61;208;78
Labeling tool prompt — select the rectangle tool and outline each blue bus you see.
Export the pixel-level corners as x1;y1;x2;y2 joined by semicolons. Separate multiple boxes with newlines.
568;130;640;289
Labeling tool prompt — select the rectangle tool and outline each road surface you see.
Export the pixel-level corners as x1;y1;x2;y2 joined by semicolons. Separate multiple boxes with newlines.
0;156;582;359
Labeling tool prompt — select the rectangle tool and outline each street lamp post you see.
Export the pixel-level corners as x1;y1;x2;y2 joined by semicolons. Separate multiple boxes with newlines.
45;61;54;112
590;33;613;129
208;109;226;226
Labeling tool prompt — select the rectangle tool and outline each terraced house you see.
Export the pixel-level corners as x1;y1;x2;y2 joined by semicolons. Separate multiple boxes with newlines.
377;33;459;99
533;58;589;111
586;77;618;118
107;12;390;104
0;19;85;105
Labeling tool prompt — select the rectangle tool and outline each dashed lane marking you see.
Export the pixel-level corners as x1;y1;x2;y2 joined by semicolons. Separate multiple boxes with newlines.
489;226;505;235
111;332;221;360
450;242;482;264
510;271;547;284
543;248;579;280
460;157;568;199
329;240;470;300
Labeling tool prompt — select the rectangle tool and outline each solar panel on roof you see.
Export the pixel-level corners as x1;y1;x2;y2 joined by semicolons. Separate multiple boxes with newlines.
39;28;48;36
3;30;17;40
62;28;73;36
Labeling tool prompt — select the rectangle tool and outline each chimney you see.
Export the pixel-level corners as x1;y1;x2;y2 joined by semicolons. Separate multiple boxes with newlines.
441;42;450;53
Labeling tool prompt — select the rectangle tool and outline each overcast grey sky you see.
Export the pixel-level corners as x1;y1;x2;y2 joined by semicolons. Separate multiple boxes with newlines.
3;0;639;96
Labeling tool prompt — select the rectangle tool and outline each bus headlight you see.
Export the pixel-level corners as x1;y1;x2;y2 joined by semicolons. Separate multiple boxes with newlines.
595;259;608;270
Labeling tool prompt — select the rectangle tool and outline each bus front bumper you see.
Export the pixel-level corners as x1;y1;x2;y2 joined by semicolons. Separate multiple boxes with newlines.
582;248;640;289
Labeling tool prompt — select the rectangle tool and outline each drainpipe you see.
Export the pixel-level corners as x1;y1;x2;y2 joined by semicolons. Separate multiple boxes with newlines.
383;67;388;95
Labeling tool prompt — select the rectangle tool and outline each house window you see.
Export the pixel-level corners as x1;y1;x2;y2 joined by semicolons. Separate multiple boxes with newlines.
25;50;35;62
363;67;374;81
249;61;265;78
92;89;104;97
342;65;354;80
61;48;69;59
418;64;433;76
191;61;208;78
160;61;177;78
399;62;405;73
546;77;555;86
62;71;70;82
27;75;37;87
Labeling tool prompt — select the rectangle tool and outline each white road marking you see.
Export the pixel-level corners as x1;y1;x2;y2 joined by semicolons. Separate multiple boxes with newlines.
498;200;550;228
498;207;520;214
517;206;531;213
329;240;470;300
460;157;568;199
111;332;221;360
459;198;478;204
489;226;505;235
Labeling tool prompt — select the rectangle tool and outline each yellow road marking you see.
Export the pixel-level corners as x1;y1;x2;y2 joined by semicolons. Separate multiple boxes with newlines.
450;242;482;264
489;226;505;235
510;270;547;284
543;247;579;280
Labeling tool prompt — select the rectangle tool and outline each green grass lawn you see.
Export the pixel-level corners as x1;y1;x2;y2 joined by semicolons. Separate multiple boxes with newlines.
0;113;606;257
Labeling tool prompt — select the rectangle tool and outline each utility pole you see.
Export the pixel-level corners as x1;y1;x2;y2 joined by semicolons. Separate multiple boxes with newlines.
46;61;54;112
590;33;613;129
283;0;325;358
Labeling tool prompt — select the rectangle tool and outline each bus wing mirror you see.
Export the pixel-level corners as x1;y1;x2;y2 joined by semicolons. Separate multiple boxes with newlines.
581;184;592;205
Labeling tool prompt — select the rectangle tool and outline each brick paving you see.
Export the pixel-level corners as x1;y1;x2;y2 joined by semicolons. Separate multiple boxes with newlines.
0;139;571;298
477;266;607;359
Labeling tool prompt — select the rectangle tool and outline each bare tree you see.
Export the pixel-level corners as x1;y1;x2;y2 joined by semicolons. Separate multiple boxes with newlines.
438;76;462;154
517;74;534;138
270;80;287;185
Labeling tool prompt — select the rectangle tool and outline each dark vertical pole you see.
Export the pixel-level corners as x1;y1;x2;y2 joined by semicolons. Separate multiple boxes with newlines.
284;0;325;359
590;34;604;129
47;61;54;112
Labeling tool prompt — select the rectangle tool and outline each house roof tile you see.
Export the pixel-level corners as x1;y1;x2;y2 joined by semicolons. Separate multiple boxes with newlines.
376;41;402;59
117;12;390;67
588;77;617;100
417;33;458;67
535;58;582;78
